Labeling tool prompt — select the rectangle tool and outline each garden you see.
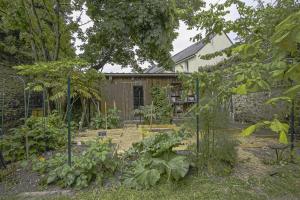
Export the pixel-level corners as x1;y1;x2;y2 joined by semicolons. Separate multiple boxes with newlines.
1;0;300;200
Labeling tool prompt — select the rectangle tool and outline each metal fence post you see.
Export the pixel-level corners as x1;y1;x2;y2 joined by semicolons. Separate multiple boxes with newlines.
67;76;72;166
196;78;200;153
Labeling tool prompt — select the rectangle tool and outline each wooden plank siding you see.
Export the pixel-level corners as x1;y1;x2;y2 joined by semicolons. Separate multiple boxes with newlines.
100;74;179;121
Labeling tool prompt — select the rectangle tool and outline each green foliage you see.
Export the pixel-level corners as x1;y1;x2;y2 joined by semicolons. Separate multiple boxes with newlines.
50;163;300;200
190;133;238;176
129;132;183;157
80;0;185;71
32;139;118;189
0;113;67;161
151;86;173;124
124;152;190;189
90;108;121;129
133;105;157;125
90;115;105;130
0;0;76;62
241;119;289;144
124;132;191;189
14;59;103;101
15;59;104;129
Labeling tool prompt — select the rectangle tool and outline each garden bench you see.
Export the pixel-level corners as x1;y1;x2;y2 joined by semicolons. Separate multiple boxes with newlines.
268;144;289;163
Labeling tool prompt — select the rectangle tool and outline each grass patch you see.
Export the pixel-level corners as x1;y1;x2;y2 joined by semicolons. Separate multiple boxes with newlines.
3;163;299;200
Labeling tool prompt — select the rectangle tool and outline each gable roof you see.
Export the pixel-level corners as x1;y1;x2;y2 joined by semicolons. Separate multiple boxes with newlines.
171;34;216;64
144;33;233;73
143;65;165;73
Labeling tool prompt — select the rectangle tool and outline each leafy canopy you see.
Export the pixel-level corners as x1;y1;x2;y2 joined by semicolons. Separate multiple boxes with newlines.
77;0;201;71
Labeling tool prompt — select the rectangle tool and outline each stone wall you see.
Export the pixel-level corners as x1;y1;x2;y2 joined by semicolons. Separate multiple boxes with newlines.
0;64;25;132
232;90;289;123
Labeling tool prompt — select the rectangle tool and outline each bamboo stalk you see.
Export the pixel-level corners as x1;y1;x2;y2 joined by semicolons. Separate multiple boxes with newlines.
105;101;107;130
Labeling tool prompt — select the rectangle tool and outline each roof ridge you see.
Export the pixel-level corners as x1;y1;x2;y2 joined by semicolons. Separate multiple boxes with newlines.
171;33;219;64
172;41;202;57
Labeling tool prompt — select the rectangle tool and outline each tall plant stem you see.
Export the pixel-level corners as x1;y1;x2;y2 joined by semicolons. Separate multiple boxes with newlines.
289;98;295;160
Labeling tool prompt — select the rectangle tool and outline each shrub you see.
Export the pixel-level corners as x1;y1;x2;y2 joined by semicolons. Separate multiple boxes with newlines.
124;132;191;189
90;108;120;129
133;105;157;124
32;139;118;189
151;86;172;124
189;133;238;176
0;113;67;161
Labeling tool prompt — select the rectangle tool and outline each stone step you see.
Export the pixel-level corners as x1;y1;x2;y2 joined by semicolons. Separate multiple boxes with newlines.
17;190;72;199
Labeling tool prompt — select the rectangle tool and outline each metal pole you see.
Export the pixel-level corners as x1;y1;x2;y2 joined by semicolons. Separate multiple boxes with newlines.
67;76;71;166
0;79;6;168
196;78;200;153
289;98;295;159
1;79;4;135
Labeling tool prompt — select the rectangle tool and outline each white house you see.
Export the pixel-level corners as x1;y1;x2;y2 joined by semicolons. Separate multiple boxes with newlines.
144;32;233;73
172;33;233;73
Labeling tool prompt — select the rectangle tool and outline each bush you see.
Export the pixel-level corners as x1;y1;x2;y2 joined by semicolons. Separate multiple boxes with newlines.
133;105;157;125
189;133;238;176
151;86;172;124
90;108;120;129
124;132;191;189
0;113;67;161
32;139;118;189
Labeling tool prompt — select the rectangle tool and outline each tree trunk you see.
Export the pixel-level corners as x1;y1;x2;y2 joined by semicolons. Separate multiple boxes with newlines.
79;98;87;131
53;0;61;61
30;0;50;61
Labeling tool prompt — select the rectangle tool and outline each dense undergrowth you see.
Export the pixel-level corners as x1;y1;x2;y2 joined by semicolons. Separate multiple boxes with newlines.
22;129;239;190
0;113;68;162
32;139;118;189
90;108;121;129
3;163;300;200
123;132;191;189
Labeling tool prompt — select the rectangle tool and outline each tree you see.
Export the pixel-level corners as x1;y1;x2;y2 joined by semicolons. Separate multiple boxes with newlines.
0;0;77;62
180;0;300;153
78;0;202;71
15;59;104;130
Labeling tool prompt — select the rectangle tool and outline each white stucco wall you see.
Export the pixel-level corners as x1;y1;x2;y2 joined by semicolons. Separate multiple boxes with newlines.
174;33;232;72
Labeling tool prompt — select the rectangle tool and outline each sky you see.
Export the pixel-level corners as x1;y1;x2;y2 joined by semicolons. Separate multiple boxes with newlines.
73;0;256;73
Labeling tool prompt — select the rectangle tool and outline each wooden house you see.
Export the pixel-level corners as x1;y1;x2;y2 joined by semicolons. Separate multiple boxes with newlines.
100;73;195;121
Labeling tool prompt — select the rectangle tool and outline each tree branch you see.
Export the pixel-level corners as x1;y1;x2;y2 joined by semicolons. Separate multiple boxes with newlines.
30;0;50;61
53;0;61;61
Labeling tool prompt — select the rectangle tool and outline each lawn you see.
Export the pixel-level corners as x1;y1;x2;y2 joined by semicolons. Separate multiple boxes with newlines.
3;164;300;200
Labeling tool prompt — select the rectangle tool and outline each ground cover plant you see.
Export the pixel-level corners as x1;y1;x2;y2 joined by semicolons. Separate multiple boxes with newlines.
31;139;118;189
3;161;299;200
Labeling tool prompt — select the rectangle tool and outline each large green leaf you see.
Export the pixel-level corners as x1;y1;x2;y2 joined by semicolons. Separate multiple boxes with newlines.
241;125;257;136
284;85;300;97
167;156;189;181
279;131;288;144
269;119;289;134
266;97;291;106
232;84;247;95
134;169;161;189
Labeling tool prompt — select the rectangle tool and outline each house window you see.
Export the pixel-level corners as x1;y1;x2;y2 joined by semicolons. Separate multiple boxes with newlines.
133;86;144;109
185;61;189;72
